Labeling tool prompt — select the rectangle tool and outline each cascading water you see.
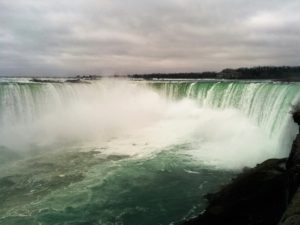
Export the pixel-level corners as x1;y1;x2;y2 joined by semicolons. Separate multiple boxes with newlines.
0;78;299;225
149;81;300;154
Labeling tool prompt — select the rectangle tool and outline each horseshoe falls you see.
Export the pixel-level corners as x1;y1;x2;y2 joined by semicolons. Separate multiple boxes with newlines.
0;78;299;225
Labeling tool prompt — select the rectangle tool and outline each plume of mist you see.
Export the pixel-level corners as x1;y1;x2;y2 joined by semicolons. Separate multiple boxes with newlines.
0;80;285;169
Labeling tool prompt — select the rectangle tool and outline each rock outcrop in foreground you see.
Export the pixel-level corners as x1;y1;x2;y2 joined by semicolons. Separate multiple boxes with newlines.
280;110;300;225
183;110;300;225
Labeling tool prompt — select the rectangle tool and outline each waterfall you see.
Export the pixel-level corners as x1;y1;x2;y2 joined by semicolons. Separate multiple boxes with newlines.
0;79;299;167
0;79;165;149
149;81;300;153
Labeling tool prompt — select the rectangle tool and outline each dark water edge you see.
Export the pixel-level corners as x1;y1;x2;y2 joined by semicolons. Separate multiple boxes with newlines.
0;147;236;225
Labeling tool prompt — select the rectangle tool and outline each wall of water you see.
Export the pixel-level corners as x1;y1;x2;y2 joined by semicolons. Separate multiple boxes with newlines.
149;81;300;153
0;79;299;163
0;80;165;149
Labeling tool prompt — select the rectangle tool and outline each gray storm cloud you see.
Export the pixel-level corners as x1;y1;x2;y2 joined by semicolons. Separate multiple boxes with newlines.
0;0;300;76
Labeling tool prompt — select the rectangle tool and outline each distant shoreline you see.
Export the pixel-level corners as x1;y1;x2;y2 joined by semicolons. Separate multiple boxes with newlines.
1;66;300;82
126;66;300;81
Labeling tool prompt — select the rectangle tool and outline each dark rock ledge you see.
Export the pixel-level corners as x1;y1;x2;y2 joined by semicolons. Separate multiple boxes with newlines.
183;110;300;225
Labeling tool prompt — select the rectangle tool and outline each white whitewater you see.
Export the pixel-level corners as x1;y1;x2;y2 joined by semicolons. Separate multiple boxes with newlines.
0;79;299;169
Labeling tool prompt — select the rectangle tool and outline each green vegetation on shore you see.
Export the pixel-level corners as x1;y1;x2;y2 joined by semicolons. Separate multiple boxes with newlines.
126;66;300;81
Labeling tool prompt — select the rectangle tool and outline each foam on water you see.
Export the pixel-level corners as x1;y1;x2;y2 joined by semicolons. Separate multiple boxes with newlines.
0;79;299;169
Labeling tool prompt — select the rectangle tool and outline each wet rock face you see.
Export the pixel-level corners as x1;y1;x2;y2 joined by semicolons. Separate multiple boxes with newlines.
286;133;300;173
279;188;300;225
280;111;300;225
293;111;300;127
286;111;300;197
183;159;289;225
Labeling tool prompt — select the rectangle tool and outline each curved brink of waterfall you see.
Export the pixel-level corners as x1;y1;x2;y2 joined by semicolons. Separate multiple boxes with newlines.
0;79;299;168
149;81;300;155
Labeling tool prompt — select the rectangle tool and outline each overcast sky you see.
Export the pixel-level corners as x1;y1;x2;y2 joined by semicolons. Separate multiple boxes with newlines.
1;0;300;76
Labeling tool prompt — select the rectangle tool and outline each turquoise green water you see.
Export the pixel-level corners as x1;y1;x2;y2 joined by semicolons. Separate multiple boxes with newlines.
0;79;299;225
0;146;234;225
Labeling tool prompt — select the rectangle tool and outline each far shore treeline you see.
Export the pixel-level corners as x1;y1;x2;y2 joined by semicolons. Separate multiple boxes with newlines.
71;66;300;81
125;66;300;81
